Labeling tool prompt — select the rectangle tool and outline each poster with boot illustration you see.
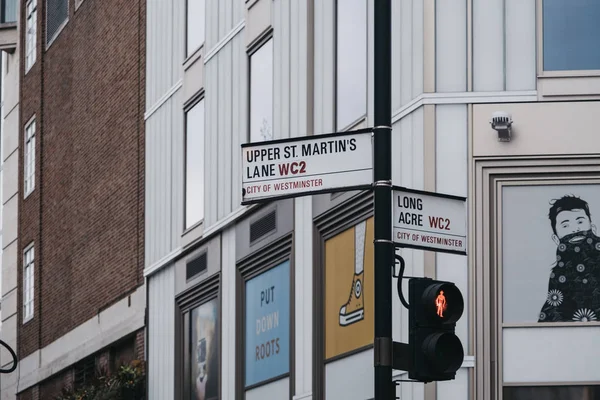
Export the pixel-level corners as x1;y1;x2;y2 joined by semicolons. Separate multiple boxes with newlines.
325;217;374;360
339;220;366;326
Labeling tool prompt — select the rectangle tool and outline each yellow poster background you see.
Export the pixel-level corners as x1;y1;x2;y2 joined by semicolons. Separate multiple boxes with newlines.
325;217;374;360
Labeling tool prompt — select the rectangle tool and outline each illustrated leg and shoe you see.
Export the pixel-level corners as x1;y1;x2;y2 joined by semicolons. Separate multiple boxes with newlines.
339;221;366;327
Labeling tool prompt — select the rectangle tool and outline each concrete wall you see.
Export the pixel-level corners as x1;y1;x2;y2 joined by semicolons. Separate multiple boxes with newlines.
1;18;21;400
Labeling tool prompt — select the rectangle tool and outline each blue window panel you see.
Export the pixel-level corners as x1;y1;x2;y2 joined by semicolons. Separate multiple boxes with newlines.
244;260;290;387
543;0;600;71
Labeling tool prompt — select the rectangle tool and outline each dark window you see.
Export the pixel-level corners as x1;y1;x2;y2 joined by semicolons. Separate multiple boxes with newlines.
176;273;220;400
110;336;136;371
46;0;67;45
73;355;96;389
189;298;219;400
504;385;600;400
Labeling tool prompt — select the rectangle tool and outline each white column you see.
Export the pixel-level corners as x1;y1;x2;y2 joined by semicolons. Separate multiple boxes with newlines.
220;228;237;400
293;196;313;400
435;104;470;400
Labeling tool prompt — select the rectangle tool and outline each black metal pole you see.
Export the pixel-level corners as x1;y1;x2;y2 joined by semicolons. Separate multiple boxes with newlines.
373;0;393;399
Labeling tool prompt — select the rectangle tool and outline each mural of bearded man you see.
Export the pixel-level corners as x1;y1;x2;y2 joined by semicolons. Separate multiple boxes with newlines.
538;195;600;323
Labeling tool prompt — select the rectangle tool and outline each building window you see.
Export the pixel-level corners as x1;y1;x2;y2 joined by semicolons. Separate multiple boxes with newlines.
23;244;34;323
46;0;68;46
25;0;36;72
542;0;600;72
244;260;291;388
189;297;219;400
502;185;600;325
176;273;220;400
186;0;205;57
24;118;35;196
336;0;367;130
185;98;205;229
74;355;96;390
504;385;600;400
1;0;17;24
496;177;600;392
249;38;273;143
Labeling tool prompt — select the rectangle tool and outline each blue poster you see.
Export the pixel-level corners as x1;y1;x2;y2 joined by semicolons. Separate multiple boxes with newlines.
245;260;290;387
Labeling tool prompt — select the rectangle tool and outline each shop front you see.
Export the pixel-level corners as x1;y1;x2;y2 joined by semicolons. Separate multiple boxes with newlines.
473;101;600;399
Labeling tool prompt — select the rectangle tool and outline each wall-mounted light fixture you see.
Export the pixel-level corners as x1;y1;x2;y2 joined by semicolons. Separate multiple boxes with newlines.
490;111;513;142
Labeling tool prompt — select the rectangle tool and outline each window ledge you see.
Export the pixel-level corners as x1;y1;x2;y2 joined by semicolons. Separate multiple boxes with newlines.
0;23;17;52
539;69;600;78
339;115;367;132
23;315;33;325
183;45;203;71
538;75;600;100
181;220;204;248
246;0;261;9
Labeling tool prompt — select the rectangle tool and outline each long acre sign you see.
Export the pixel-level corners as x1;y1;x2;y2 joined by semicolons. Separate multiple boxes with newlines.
241;130;373;204
392;187;467;255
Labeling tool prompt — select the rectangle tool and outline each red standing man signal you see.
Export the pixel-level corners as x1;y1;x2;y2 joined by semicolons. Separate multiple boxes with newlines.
436;290;447;318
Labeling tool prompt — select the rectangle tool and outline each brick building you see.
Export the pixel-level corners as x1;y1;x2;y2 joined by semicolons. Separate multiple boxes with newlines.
3;0;146;398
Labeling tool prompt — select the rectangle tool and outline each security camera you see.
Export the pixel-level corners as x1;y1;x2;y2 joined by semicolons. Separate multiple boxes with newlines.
490;111;513;142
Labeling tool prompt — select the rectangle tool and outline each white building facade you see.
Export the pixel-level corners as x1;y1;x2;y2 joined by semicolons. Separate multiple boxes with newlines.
144;0;600;399
0;0;20;397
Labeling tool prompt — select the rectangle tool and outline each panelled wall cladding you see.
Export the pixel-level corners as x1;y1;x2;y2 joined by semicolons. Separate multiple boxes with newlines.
143;0;600;399
17;0;146;397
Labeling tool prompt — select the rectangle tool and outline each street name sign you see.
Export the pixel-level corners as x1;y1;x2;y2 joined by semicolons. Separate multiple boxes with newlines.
392;187;467;255
241;129;373;205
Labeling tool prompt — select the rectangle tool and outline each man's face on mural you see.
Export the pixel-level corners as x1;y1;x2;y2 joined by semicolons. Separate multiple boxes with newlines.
540;196;600;324
553;209;594;245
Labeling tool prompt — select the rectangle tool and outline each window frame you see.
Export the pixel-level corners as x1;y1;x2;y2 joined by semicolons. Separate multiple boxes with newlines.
1;0;17;24
235;234;294;394
24;116;35;198
474;158;600;399
45;0;69;49
312;190;374;399
23;242;34;324
25;0;37;73
74;0;85;12
175;273;221;400
183;92;205;232
247;31;274;144
184;0;205;61
536;0;600;78
334;0;368;132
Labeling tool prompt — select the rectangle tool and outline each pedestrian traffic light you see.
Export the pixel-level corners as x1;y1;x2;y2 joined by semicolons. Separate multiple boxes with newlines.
408;277;464;382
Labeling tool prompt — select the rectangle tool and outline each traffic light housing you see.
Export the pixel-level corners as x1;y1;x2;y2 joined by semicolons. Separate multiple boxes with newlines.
408;277;464;382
